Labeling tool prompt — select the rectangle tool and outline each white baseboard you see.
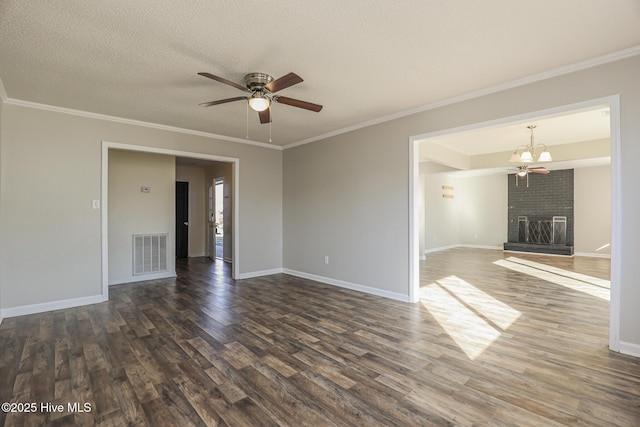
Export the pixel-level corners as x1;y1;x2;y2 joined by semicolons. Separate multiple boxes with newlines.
619;341;640;358
224;257;233;263
236;268;284;280
283;269;411;303
424;244;460;254
424;244;502;256
109;271;177;286
1;294;105;318
574;252;611;259
189;252;206;257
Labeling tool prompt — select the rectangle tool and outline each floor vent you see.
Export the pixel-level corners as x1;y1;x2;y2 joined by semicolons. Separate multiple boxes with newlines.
133;233;168;275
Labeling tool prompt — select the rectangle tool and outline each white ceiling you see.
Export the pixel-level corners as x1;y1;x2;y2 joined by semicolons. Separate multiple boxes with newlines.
1;1;640;147
424;106;611;156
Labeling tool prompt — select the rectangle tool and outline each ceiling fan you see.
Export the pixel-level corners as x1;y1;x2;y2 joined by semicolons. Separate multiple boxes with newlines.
510;165;550;187
513;165;550;176
198;72;323;124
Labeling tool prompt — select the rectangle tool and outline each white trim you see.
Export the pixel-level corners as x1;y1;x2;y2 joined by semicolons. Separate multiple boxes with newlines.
609;96;622;352
0;76;7;102
409;95;621;352
285;46;640;150
574;252;611;259
5;98;281;151
461;244;503;251
102;141;242;301
283;269;411;303
425;244;503;255
619;341;640;358
424;244;461;254
408;137;419;302
189;252;207;258
109;271;176;286
236;268;284;280
1;294;105;318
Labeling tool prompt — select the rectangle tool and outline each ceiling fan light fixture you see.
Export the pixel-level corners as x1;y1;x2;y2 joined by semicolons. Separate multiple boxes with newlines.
517;170;528;177
248;95;270;112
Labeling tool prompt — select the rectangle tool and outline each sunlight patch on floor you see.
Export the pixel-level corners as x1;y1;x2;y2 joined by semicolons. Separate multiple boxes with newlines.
420;276;521;360
493;257;610;301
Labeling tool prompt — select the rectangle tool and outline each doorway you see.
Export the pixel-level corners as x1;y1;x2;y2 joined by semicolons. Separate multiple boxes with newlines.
176;181;189;258
214;178;224;259
409;95;621;352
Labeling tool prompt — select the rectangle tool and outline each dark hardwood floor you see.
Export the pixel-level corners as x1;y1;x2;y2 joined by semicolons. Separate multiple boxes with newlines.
1;248;639;426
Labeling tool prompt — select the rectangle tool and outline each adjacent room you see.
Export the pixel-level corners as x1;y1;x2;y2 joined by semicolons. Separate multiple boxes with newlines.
1;2;640;425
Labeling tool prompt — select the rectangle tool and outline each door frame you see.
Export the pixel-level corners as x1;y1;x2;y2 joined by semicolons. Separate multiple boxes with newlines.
101;141;240;299
408;94;621;352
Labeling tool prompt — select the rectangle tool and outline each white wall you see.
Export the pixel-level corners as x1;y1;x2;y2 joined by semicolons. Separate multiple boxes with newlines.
108;150;175;284
421;164;507;253
421;162;461;252
283;54;640;349
175;164;206;257
458;174;508;248
575;165;611;256
0;103;283;312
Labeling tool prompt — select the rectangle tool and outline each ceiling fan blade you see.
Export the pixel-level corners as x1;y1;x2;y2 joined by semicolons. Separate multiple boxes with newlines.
276;96;323;112
530;168;550;174
265;72;303;93
258;108;271;124
198;72;248;92
198;96;247;107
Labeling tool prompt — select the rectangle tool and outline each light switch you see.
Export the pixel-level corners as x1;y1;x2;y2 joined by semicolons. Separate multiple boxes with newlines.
92;200;100;209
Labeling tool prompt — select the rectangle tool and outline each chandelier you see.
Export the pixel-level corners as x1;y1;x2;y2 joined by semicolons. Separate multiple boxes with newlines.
509;125;552;163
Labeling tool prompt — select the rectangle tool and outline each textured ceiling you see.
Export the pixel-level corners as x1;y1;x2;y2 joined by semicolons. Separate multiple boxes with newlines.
1;1;640;147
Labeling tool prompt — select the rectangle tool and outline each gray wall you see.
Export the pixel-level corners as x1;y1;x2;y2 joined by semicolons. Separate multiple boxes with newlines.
283;54;640;348
108;150;176;284
0;101;3;322
0;103;283;310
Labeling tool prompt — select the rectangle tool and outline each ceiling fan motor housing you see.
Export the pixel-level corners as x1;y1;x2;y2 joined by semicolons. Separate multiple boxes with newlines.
244;73;274;91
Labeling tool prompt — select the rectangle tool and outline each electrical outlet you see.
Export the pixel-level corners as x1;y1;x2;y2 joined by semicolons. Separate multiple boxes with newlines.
324;256;329;264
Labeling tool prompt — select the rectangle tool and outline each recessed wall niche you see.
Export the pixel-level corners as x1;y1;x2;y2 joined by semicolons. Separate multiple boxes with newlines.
503;169;574;255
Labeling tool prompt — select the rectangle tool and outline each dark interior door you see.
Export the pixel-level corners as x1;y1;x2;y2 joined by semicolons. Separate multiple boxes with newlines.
176;181;189;258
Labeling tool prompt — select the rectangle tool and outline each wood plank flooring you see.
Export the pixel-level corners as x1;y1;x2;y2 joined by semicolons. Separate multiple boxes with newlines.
1;248;639;426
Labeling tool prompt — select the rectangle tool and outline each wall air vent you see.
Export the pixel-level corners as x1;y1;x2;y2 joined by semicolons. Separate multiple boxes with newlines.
133;233;168;275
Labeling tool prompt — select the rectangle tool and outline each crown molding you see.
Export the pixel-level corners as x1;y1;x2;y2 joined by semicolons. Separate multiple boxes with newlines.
3;98;282;150
283;45;640;150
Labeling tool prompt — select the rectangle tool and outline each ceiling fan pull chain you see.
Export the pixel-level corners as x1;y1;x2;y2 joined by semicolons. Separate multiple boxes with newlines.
246;101;249;139
269;112;273;143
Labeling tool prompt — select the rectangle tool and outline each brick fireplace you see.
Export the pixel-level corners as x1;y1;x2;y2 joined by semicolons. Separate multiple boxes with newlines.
503;169;574;255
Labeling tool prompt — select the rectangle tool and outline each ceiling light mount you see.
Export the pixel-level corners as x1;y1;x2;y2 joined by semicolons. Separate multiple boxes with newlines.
509;125;552;163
